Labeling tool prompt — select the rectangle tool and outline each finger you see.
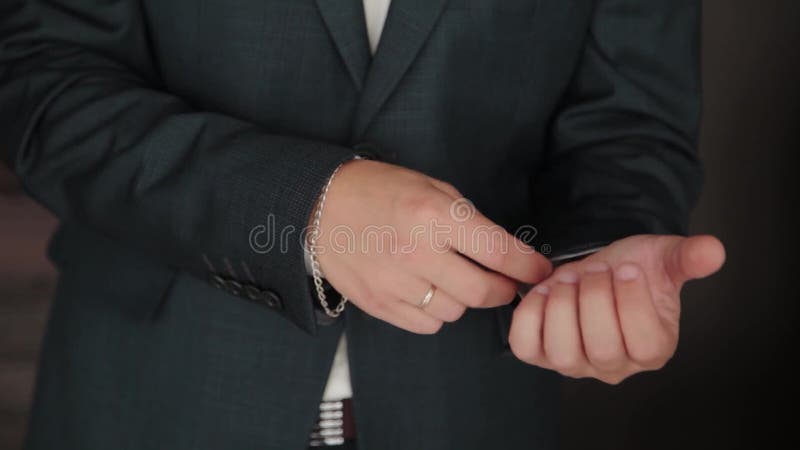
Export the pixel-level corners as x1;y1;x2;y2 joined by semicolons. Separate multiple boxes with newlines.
414;251;518;309
364;297;444;335
437;201;552;284
421;289;466;323
509;284;550;366
665;235;726;286
399;278;466;323
578;262;627;371
542;271;587;374
613;263;672;369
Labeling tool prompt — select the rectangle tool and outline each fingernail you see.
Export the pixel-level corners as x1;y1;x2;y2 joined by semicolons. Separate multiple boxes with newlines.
533;284;550;295
557;270;579;284
584;262;610;273
615;264;640;281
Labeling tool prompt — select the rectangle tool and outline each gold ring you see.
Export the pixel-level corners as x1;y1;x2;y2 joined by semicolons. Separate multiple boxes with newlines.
418;285;436;308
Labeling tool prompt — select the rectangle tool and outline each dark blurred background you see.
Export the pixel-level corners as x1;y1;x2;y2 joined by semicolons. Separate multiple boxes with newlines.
1;0;797;448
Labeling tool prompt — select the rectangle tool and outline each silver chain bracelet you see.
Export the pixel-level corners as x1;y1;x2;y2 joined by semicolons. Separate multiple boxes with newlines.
308;162;349;317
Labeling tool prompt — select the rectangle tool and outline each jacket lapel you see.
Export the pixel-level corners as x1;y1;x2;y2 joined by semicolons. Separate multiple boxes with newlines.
352;0;449;139
315;0;371;91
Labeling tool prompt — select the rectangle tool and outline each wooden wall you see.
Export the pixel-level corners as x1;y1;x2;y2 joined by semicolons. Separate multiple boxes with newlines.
0;165;57;448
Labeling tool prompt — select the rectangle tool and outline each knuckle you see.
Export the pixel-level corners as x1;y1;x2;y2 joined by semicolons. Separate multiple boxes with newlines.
553;266;580;284
629;336;672;368
497;293;515;307
548;352;582;372
558;369;586;380
509;336;543;365
402;194;443;221
599;374;628;386
497;280;518;305
549;263;577;281
420;320;444;335
648;358;669;371
628;346;659;367
512;300;541;325
443;305;466;323
586;344;626;369
462;292;483;309
465;280;493;307
439;181;459;195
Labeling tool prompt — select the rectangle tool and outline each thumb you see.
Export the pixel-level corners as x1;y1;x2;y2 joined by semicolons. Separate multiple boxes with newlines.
665;235;726;286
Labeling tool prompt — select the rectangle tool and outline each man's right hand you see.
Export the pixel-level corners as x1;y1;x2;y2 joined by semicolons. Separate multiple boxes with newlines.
312;159;552;334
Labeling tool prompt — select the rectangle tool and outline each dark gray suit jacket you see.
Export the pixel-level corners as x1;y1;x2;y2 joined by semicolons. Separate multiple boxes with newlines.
0;0;702;448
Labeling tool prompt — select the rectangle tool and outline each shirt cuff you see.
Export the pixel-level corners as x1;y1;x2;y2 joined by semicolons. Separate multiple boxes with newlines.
549;246;606;266
303;243;314;276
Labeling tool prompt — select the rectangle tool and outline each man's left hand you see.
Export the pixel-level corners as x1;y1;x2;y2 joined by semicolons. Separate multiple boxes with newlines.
508;234;726;384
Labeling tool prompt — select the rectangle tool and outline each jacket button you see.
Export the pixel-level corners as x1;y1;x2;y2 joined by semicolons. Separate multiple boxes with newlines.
243;284;262;301
262;289;283;309
227;280;243;296
210;274;227;290
353;142;382;161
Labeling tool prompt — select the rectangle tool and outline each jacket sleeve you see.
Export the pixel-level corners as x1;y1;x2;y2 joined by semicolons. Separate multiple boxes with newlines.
531;0;704;257
0;0;353;334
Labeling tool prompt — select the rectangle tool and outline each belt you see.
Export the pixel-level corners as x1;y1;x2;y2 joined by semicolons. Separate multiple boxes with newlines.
308;398;356;447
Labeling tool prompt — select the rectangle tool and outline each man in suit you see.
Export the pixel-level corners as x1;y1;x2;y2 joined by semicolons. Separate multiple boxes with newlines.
0;0;725;449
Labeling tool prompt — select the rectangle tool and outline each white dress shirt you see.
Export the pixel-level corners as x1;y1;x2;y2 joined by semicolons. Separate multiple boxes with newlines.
320;0;392;402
